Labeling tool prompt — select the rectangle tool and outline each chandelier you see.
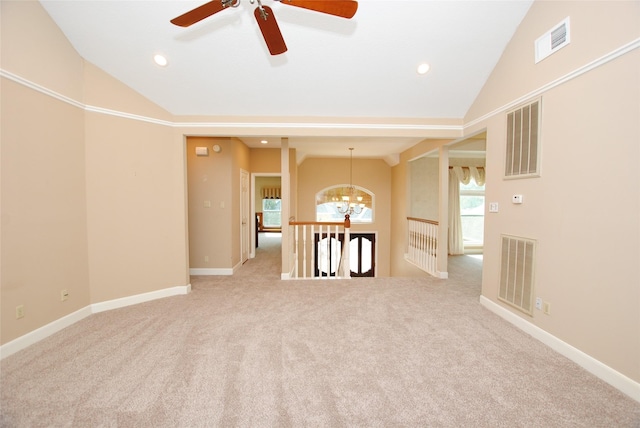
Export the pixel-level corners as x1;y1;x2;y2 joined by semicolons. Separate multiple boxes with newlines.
336;148;364;216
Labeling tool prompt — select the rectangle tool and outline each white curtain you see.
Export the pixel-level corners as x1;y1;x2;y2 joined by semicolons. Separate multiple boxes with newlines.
448;169;464;255
448;166;485;255
470;166;486;186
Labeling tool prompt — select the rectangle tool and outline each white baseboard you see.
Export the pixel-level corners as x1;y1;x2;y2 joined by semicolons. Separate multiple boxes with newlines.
91;284;191;313
479;295;640;404
232;261;242;274
0;284;191;360
0;306;93;360
189;268;233;275
281;265;296;280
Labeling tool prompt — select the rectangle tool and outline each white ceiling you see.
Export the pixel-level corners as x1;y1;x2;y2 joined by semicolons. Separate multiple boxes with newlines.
39;0;532;160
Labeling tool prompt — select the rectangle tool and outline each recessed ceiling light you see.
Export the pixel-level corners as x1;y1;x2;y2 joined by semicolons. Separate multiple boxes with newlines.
261;140;268;144
153;54;168;67
417;62;430;75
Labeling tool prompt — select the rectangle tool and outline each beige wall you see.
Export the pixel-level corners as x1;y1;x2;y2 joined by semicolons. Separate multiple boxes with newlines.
297;157;392;276
186;137;250;270
1;1;188;344
85;112;187;303
187;137;233;269
84;63;187;303
1;1;84;101
1;1;89;344
463;1;640;383
249;148;281;173
409;157;439;221
1;78;90;344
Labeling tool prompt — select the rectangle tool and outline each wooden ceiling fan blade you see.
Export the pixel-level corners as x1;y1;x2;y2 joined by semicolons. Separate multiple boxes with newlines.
170;1;228;27
280;0;358;19
254;6;287;55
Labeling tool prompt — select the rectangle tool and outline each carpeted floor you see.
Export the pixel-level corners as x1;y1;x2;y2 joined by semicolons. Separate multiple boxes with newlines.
1;233;639;426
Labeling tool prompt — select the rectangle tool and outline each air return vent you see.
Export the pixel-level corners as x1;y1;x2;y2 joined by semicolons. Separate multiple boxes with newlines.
499;235;536;316
505;100;541;178
535;17;570;63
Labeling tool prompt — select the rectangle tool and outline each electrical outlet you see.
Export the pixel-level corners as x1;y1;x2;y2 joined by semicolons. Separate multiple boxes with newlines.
535;297;542;310
16;305;25;319
543;302;551;315
61;289;69;301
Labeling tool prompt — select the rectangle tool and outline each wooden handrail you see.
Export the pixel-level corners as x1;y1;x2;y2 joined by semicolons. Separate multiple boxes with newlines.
290;214;351;228
289;221;344;226
407;217;439;226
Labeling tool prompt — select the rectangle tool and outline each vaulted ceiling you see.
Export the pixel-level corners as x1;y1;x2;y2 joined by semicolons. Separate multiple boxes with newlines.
39;0;533;160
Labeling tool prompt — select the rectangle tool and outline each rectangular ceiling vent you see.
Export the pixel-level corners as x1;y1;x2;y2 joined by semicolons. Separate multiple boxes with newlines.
498;235;536;316
535;17;570;63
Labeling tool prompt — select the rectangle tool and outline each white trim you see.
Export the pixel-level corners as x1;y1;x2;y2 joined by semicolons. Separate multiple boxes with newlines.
85;105;172;127
465;37;640;130
189;268;233;276
281;265;296;280
0;69;85;109
479;296;640;404
0;306;92;360
0;284;191;360
91;284;191;313
173;121;462;132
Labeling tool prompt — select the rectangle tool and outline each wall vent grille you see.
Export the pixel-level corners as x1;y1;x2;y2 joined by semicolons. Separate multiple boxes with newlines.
535;17;571;63
551;23;568;49
499;235;536;315
505;100;540;178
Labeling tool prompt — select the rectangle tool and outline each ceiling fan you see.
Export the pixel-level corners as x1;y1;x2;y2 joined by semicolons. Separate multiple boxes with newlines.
170;0;358;55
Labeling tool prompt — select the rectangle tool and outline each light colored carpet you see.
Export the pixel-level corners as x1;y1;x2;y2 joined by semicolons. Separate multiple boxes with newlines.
1;233;639;426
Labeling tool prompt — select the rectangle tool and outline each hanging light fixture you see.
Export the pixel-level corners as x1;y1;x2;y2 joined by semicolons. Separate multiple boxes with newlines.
336;148;364;216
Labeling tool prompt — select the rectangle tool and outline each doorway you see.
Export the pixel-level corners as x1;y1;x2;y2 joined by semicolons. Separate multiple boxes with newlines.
448;131;486;255
251;173;282;259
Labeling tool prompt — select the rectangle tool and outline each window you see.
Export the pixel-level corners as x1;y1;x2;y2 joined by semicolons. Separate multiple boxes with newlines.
262;198;281;228
315;185;374;223
460;180;485;245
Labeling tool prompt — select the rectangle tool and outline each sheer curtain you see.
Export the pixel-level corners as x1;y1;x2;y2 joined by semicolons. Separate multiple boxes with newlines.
448;166;485;255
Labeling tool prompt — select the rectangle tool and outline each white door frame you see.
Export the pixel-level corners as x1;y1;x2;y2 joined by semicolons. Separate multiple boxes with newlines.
240;169;250;264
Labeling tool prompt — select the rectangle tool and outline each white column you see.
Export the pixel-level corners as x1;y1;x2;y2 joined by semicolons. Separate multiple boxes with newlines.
280;137;291;279
437;145;449;278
